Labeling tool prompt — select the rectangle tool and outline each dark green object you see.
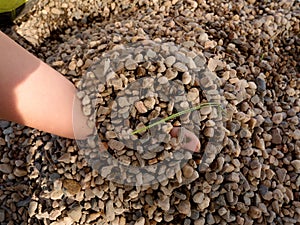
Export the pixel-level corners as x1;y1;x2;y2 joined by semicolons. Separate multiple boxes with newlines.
0;0;34;24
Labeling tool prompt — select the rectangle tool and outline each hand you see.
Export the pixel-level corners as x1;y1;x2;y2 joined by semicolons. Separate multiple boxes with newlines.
170;127;200;152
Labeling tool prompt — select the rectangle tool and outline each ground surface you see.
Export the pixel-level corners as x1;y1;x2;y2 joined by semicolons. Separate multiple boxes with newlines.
0;0;299;225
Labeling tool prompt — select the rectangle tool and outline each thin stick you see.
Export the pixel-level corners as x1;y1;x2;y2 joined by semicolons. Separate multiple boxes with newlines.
131;102;224;135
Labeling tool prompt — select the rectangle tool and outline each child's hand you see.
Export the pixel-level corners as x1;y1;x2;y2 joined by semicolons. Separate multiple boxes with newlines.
170;127;200;152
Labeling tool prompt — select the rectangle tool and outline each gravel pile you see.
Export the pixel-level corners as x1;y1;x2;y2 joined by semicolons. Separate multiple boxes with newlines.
0;0;299;225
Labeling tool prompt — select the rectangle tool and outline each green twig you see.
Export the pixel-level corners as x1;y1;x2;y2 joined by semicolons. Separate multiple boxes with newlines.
131;102;225;135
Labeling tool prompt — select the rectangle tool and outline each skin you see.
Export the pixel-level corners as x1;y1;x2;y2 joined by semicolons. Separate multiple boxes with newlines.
0;31;92;139
0;31;200;152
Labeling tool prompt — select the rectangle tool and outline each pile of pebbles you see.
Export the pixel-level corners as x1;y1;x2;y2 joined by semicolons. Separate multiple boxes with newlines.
0;0;299;225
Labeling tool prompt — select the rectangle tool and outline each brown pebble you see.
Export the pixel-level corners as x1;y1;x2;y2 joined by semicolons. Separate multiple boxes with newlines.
182;164;194;178
63;179;81;195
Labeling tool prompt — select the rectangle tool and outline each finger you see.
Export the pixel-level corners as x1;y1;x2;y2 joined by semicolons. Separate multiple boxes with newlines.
170;127;200;152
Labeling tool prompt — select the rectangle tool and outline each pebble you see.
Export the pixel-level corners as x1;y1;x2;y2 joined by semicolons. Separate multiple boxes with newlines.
293;129;300;140
256;77;266;92
182;72;192;84
63;179;81;195
276;168;287;183
125;58;138;70
67;206;82;222
165;68;178;80
0;163;12;173
182;164;194;178
135;101;148;113
198;196;210;211
13;168;28;177
108;139;125;151
187;88;199;102
271;128;282;144
193;192;204;204
291;160;300;172
50;189;64;200
272;113;283;124
173;62;188;72
164;56;176;67
177;200;191;216
144;97;156;110
134;217;145;225
248;206;262;219
28;201;38;217
106;200;115;221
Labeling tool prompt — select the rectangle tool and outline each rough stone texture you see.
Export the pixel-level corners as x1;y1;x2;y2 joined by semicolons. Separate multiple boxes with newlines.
0;0;299;224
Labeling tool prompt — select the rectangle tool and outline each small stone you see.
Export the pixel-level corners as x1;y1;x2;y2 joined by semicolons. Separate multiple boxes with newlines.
68;206;82;222
118;96;130;108
204;40;217;49
58;153;71;163
200;76;213;88
293;129;300;140
0;209;5;223
51;8;62;15
273;189;284;201
15;160;24;167
200;106;212;115
256;77;266;92
165;68;177;80
77;59;83;68
134;217;145;225
173;62;188;72
87;212;102;223
218;207;227;216
125;58;138;70
108;139;125;151
177;200;191;216
13;168;27;177
164;56;176;67
106;200;115;221
272;113;283;124
82;95;90;106
198;196;210;211
28;201;38;217
0;120;10;128
226;172;240;183
50;189;64;200
144;97;156;110
194;218;205;225
198;32;209;43
182;164;194;178
187;88;199;101
63;179;81;195
158;76;168;84
276;168;287;183
50;209;61;220
271;128;282;144
193;192;204;204
204;127;214;137
157;195;170;211
68;61;76;71
182;72;192;84
0;163;12;173
83;105;92;116
248;206;262;219
291;160;300;172
262;191;273;201
135;101;148;113
208;58;224;72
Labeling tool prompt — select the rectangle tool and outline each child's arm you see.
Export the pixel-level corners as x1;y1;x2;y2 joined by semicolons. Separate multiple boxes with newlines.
0;32;200;152
0;31;92;139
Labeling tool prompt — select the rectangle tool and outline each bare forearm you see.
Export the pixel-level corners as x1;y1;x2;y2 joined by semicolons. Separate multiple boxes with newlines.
0;31;91;139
